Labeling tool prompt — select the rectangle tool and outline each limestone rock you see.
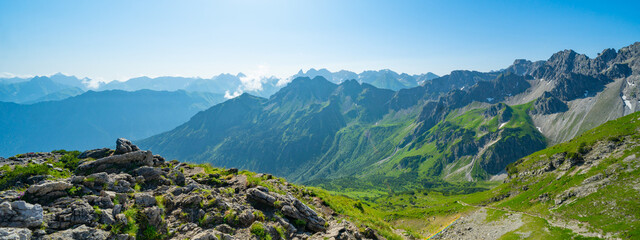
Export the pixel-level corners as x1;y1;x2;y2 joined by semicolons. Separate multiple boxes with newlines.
24;181;72;203
132;166;170;186
237;209;255;227
78;148;112;160
47;200;94;230
247;187;277;206
0;228;31;240
115;138;140;155
134;193;156;207
192;230;220;240
141;206;167;236
76;150;153;174
280;194;327;232
0;201;43;228
45;224;109;240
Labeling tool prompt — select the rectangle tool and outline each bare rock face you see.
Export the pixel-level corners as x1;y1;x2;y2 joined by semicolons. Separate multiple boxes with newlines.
115;138;140;155
247;186;277;206
237;209;255;227
76;150;153;175
247;186;327;232
45;225;109;240
532;92;569;115
0;227;32;240
134;193;156;207
78;148;112;160
0;201;43;228
141;206;167;236
24;181;72;203
47;200;95;230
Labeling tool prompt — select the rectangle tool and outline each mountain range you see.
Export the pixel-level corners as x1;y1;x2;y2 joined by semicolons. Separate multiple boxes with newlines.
0;69;438;105
0;75;85;103
139;42;640;191
290;68;440;90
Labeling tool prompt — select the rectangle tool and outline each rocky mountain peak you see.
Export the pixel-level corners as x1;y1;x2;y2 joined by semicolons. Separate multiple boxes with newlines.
597;48;617;61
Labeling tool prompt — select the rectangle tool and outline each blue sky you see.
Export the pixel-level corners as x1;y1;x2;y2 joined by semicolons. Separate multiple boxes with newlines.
1;0;639;82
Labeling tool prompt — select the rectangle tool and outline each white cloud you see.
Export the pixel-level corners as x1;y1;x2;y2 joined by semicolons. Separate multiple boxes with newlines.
276;76;293;87
239;65;274;92
224;89;243;99
84;77;104;89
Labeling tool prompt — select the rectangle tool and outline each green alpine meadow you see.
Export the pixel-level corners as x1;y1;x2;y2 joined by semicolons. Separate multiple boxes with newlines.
1;1;640;239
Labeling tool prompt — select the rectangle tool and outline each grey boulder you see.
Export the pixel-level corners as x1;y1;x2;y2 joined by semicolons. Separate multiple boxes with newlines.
45;224;109;240
0;201;43;228
76;150;153;174
115;138;140;155
0;228;32;240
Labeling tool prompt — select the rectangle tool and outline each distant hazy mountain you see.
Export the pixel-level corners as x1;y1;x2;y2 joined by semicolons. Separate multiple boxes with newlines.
0;76;30;84
1;69;436;102
0;90;224;157
99;76;202;92
0;73;95;103
47;72;92;90
290;68;439;90
98;73;280;98
22;87;85;104
0;76;82;103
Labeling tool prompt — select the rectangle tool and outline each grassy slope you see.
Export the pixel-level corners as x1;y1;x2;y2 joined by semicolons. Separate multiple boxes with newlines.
308;102;545;199
488;111;640;238
308;111;640;239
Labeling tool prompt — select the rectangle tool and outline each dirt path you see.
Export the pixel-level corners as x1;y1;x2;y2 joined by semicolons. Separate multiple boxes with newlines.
434;201;603;239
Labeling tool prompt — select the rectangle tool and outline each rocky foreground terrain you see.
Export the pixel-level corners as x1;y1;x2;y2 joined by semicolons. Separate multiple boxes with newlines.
0;138;379;240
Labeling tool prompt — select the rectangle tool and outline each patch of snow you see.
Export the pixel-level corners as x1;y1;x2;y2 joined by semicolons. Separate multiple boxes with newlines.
537;127;542;132
460;86;465;90
486;98;494;102
628;81;636;87
499;122;508;129
622;95;633;109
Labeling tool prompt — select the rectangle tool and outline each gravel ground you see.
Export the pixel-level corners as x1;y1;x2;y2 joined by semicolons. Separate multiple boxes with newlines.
432;208;524;240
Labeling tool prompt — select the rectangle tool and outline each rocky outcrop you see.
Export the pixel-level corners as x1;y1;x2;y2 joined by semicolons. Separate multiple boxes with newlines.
78;148;112;159
46;200;95;230
0;201;43;228
505;59;545;76
532;92;569;115
0;139;375;239
248;186;327;232
24;181;72;203
479;132;547;175
115;138;140;155
134;193;156;207
0;228;32;240
45;225;109;240
76;150;153;174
